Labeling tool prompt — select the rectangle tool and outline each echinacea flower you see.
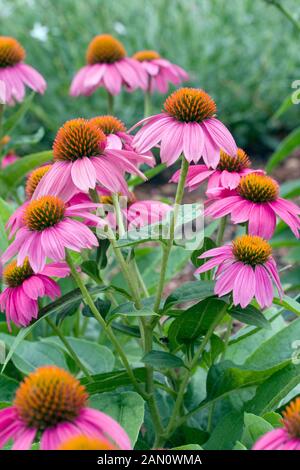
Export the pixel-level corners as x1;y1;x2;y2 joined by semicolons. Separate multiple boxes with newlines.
6;165;52;239
253;398;300;450
0;366;131;450
0;259;69;328
0;36;46;105
195;234;283;308
132;50;189;93
205;173;300;239
132;87;237;168
171;148;259;191
33;119;151;199
1;194;104;272
70;34;147;97
1;151;19;168
58;434;116;450
89;115;155;166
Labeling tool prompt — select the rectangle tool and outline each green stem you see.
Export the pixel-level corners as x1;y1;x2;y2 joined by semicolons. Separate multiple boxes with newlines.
107;92;114;114
265;0;300;32
144;78;152;117
153;156;189;313
216;216;227;246
112;193;125;237
66;251;147;399
45;317;93;382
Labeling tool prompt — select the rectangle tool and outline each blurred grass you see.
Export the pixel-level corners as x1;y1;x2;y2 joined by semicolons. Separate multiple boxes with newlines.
0;0;300;157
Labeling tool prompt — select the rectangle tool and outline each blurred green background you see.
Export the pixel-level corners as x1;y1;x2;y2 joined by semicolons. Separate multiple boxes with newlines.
1;0;300;158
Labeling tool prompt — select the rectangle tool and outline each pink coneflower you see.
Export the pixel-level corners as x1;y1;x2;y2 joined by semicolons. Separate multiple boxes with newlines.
132;50;189;93
0;366;131;450
205;173;300;239
70;34;147;97
6;165;52;239
0;259;69;328
1;194;104;272
0;36;46;105
195;234;283;308
253;398;300;450
171;148;259;191
1;151;19;168
33;119;151;199
89;115;155;166
132;87;237;168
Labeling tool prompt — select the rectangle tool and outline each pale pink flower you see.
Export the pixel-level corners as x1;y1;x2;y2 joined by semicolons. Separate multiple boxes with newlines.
1;194;105;272
205;173;300;239
132;50;189;93
1;151;19;168
33;119;151;200
253;398;300;450
97;188;171;231
89;115;155;167
132;88;237;168
0;36;46;105
0;260;69;328
195;234;283;308
171;148;259;191
0;366;131;450
70;34;147;96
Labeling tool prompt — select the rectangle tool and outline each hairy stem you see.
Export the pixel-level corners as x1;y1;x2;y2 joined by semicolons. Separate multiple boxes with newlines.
66;251;147;399
153;156;189;313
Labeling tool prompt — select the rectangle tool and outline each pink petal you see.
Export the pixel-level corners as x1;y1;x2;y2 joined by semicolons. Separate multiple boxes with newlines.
254;265;274;308
233;264;256;308
71;157;97;192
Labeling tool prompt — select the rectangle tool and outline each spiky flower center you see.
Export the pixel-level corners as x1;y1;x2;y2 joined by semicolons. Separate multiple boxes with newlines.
3;259;33;287
217;148;251;172
133;50;161;61
282;398;300;438
14;366;87;430
0;36;25;67
53;118;106;162
24;196;65;231
90;115;126;135
237;173;279;203
25;165;52;199
232;235;272;266
86;34;126;64
164;88;217;123
58;435;116;450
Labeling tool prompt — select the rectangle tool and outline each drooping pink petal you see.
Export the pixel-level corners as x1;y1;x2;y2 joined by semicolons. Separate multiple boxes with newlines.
203;117;237;157
254;265;274;308
248;203;277;239
233;264;256;308
215;261;243;296
70;157;97;192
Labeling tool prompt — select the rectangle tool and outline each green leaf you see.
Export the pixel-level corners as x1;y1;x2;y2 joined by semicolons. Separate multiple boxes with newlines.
0;374;18;403
262;412;282;428
273;295;300;316
244;317;300;370
245;363;300;415
233;441;247;450
2;92;35;135
164;280;215;310
0;197;14;252
0;150;53;194
142;351;185;369
280;179;300;199
206;360;286;404
89;391;145;446
44;337;115;375
229;305;271;329
81;368;147;395
81;260;101;283
168;298;228;350
204;410;244;450
242;413;273;449
266;127;300;172
0;334;68;374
